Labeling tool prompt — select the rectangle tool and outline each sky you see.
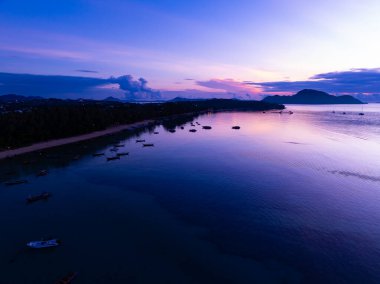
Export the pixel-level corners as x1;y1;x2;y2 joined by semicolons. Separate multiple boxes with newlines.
1;0;380;100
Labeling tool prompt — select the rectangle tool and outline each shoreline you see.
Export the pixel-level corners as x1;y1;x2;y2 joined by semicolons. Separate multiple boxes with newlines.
0;120;155;160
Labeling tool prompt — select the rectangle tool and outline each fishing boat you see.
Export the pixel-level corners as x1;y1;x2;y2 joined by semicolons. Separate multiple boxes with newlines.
27;239;60;249
92;153;105;157
189;129;197;132
143;143;154;147
27;192;51;203
359;112;365;115
168;129;176;133
36;170;48;177
289;111;294;115
136;139;145;143
114;144;125;148
107;156;120;161
55;272;78;284
154;132;159;134
180;127;184;130
5;180;28;186
232;126;241;130
117;152;129;156
202;126;212;130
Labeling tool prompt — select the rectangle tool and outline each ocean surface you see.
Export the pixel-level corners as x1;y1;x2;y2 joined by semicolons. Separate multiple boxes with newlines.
1;104;380;284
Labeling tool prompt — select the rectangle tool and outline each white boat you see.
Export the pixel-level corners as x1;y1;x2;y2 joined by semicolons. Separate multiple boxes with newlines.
27;239;60;249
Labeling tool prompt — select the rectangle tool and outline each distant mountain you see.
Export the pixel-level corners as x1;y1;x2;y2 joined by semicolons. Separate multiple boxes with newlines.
103;96;122;102
263;89;364;104
355;93;380;103
0;94;44;103
170;97;208;102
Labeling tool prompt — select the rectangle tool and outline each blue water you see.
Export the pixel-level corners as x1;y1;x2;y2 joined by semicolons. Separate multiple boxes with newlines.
1;104;380;283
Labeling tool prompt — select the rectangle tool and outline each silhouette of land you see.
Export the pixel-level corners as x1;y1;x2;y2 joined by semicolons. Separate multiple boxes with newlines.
0;96;283;155
263;89;364;104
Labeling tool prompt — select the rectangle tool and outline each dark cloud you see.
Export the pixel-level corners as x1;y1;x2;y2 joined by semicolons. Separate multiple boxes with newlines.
76;69;99;73
248;68;380;96
0;72;161;100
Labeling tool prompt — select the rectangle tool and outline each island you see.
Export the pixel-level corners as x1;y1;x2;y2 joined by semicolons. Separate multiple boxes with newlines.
0;95;284;154
262;89;364;104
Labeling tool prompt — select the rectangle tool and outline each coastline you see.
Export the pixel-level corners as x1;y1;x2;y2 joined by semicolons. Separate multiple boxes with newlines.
0;120;155;160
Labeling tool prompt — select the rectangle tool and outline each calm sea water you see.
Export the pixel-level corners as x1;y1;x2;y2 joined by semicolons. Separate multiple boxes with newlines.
1;104;380;284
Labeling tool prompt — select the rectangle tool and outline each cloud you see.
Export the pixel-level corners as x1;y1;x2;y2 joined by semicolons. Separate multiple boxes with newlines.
76;69;99;73
0;72;161;100
196;79;261;98
248;68;380;96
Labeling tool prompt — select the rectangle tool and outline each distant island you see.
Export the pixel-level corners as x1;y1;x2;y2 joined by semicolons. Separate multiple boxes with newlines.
0;95;284;152
263;89;364;104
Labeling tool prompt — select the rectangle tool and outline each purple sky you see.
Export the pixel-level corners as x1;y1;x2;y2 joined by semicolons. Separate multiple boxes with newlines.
1;0;380;100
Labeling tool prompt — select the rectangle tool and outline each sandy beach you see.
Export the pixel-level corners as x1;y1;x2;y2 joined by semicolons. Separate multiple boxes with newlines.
0;120;154;160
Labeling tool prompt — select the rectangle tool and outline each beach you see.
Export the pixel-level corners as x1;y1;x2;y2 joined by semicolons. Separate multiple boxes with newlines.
0;120;154;160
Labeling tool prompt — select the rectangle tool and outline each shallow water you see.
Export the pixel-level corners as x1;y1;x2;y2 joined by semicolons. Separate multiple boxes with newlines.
1;104;380;283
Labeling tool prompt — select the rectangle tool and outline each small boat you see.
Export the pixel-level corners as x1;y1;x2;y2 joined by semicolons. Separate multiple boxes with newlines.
92;153;105;157
359;112;364;116
117;152;129;156
27;192;51;203
27;239;60;249
143;143;154;147
289;111;294;115
114;144;125;148
189;129;197;132
180;127;184;130
136;139;145;143
36;170;48;177
110;148;119;152
196;122;200;125
202;126;212;130
153;132;159;134
232;126;241;130
5;180;28;186
168;129;176;133
107;156;120;161
190;124;195;127
262;111;266;113
56;272;79;284
342;112;346;115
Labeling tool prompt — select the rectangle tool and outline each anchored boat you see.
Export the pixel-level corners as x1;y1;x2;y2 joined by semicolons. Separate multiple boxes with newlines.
27;192;51;203
107;156;120;161
27;239;60;249
143;143;154;147
5;180;28;186
56;272;78;284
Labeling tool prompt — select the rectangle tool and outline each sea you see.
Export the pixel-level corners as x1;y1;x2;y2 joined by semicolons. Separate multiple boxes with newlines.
0;104;379;284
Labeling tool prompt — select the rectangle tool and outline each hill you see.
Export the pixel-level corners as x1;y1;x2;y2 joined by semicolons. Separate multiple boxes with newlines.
263;89;364;104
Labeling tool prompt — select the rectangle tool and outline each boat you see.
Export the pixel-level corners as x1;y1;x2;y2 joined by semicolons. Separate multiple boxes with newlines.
168;129;176;133
153;132;159;134
72;155;80;161
92;153;105;157
202;126;212;130
117;152;129;156
359;112;364;116
232;126;241;130
136;139;145;143
107;156;120;161
196;122;200;125
342;112;346;115
36;169;48;177
143;143;154;147
27;192;51;203
114;144;125;148
190;124;195;127
27;239;60;249
110;148;119;152
4;180;28;186
180;127;184;130
56;272;78;284
289;111;294;115
189;129;197;132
